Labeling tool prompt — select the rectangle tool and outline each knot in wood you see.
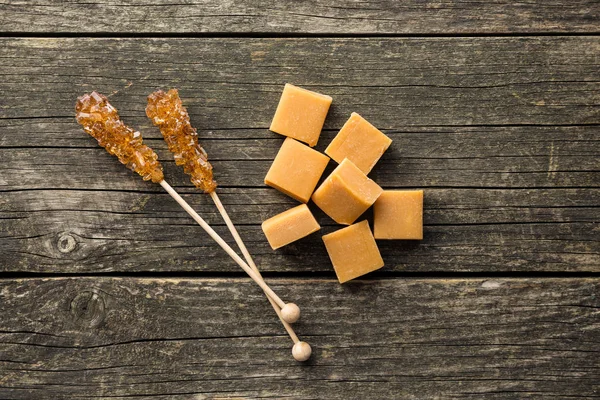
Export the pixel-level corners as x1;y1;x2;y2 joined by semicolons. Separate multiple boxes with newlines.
57;233;77;254
70;290;106;328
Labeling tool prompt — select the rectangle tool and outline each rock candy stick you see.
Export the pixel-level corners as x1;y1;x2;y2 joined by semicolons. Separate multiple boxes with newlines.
146;90;307;347
146;89;216;193
76;91;164;183
75;92;295;322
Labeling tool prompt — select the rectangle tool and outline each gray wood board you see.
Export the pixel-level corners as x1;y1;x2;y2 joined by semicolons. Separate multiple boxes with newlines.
1;37;599;126
0;1;598;34
2;125;599;190
0;37;598;273
0;277;598;399
1;185;598;273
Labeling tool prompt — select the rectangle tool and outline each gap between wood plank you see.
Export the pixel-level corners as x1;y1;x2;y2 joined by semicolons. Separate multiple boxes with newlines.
1;32;599;38
1;271;599;280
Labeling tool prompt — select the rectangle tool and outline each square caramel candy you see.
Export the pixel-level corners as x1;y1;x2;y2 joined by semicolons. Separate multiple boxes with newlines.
312;158;382;225
374;190;424;240
269;83;332;147
325;112;392;174
322;220;384;283
262;204;321;250
265;138;330;203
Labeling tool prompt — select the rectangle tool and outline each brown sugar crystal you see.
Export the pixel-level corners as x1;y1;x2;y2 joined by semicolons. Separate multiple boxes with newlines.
325;112;392;174
265;138;330;203
262;204;321;250
322;220;384;283
75;91;164;183
374;190;424;240
146;89;217;193
269;84;332;147
312;158;383;225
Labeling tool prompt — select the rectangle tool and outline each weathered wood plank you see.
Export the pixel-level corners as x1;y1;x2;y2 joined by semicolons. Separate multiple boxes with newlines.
0;1;598;34
1;38;599;127
0;277;598;399
1;187;598;273
0;37;598;273
1;125;598;273
1;124;599;190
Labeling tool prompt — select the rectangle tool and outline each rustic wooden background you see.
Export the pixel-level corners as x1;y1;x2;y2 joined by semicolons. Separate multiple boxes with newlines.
0;1;599;399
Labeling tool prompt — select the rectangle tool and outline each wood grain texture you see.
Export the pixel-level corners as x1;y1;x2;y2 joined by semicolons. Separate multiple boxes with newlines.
0;37;598;273
2;124;599;190
1;2;599;398
2;37;599;126
1;185;598;274
0;0;598;34
0;277;598;399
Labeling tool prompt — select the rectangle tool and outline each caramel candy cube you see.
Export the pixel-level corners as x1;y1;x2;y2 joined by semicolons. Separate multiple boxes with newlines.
322;220;384;283
269;83;332;147
312;158;383;225
374;190;424;240
262;204;321;250
325;112;392;174
265;138;330;203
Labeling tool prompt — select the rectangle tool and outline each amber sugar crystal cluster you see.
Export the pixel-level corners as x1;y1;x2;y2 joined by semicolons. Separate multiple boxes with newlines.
146;89;217;193
263;84;424;283
75;91;164;183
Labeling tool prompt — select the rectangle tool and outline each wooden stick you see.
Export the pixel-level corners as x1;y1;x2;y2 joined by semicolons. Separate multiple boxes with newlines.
159;180;288;309
210;191;312;361
210;191;300;339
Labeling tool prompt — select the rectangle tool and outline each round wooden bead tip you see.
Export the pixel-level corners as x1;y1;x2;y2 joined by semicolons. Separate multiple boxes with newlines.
281;303;300;323
292;341;312;362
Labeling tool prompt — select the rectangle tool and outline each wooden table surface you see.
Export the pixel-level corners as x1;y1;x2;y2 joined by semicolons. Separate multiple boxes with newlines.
1;2;599;399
